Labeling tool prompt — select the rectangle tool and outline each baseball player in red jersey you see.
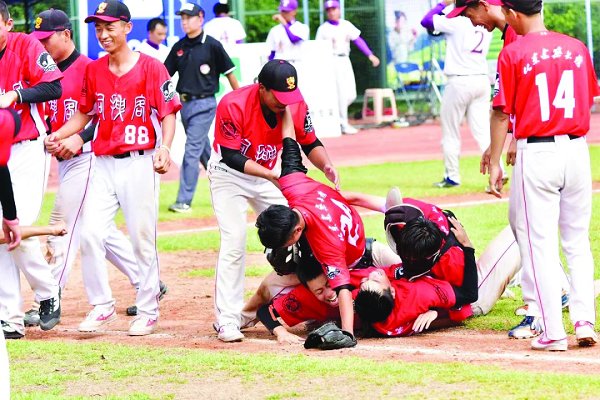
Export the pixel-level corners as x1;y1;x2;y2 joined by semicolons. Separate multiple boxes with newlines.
47;0;181;336
0;0;64;339
256;109;400;347
31;8;150;331
0;108;21;251
209;59;339;343
489;0;599;351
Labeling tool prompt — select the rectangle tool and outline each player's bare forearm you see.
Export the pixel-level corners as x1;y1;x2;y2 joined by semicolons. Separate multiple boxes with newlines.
489;109;509;165
338;288;354;335
243;159;279;186
307;146;339;189
226;73;240;90
160;113;176;148
53;111;93;140
0;223;66;244
273;326;304;344
343;191;385;212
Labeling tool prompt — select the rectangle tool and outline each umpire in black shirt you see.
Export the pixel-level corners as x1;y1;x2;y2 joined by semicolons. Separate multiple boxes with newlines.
165;2;239;213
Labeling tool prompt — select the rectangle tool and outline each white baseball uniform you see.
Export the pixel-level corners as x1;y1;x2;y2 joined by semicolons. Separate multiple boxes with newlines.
204;16;247;47
316;20;361;132
134;40;170;63
433;14;492;184
266;20;309;63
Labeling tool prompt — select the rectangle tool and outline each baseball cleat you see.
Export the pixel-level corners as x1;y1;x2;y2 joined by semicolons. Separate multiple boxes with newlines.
531;335;567;351
168;202;191;213
126;281;168;316
575;321;598;347
39;290;61;331
128;316;157;336
216;323;244;342
24;308;40;327
508;316;543;339
384;187;403;211
2;321;24;340
341;125;358;135
78;305;118;332
433;177;459;188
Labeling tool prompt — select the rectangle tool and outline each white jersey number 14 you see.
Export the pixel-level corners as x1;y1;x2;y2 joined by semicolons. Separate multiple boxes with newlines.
535;70;575;122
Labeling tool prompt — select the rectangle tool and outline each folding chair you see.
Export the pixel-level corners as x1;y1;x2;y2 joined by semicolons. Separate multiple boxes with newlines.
394;62;428;115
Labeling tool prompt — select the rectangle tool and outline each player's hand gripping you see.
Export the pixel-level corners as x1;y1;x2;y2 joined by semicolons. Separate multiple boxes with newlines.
323;164;340;190
55;135;84;160
368;55;380;68
2;218;21;251
44;133;63;155
272;13;287;25
448;216;473;248
0;91;18;108
412;310;438;333
274;326;305;345
153;146;172;174
488;163;504;198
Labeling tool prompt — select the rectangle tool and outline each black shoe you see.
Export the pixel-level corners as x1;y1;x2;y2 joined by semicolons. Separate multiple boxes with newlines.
126;281;168;316
2;320;24;339
39;290;61;331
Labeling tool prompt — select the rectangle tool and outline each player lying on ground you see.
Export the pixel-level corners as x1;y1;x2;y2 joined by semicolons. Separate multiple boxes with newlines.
255;108;400;348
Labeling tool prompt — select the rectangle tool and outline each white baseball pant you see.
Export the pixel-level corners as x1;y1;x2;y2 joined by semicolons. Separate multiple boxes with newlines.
208;153;287;329
333;56;357;131
440;74;491;184
47;153;139;290
511;136;595;340
0;139;59;331
79;154;160;319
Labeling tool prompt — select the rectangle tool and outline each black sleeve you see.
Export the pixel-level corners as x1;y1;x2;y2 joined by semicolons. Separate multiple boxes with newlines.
300;138;323;156
0;166;17;221
281;137;308;177
220;146;249;173
453;247;478;307
334;284;354;294
257;303;282;333
18;80;62;104
78;123;96;144
164;44;178;77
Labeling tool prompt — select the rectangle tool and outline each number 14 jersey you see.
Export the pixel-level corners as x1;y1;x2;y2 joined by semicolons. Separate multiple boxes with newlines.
80;53;182;156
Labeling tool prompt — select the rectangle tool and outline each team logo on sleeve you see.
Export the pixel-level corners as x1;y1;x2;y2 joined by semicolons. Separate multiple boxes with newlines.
37;52;57;72
492;72;500;98
326;266;341;279
394;266;404;279
303;110;313;133
161;80;176;102
284;294;301;313
220;119;238;139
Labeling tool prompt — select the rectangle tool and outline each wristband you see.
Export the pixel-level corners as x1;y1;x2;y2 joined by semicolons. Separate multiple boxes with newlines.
3;217;19;226
159;145;171;153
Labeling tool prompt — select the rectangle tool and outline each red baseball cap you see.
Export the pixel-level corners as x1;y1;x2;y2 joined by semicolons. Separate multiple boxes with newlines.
446;0;502;18
258;60;304;105
85;0;131;24
31;9;72;40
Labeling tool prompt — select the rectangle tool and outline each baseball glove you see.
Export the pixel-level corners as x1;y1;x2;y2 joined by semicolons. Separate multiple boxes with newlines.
304;321;357;350
265;245;300;276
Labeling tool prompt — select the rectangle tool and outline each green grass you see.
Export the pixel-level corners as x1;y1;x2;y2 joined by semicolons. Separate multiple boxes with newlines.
186;264;272;278
8;341;600;399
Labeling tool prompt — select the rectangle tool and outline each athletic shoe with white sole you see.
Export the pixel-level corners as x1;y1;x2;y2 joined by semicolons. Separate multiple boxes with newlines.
126;281;168;316
24;308;40;327
515;290;569;316
433;177;460;188
1;320;24;340
508;316;543;339
39;290;61;331
128;316;157;336
78;306;117;332
168;202;191;213
341;125;358;135
216;323;244;342
575;321;598;347
531;335;568;351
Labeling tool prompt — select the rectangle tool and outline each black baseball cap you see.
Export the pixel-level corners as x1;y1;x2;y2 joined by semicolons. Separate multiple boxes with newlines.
31;9;72;40
85;0;131;24
258;60;303;105
446;0;502;18
176;3;204;16
501;0;543;15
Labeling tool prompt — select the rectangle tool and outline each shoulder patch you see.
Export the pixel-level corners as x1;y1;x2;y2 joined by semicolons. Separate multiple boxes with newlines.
326;266;341;280
304;110;313;133
161;80;176;102
220;118;238;140
283;294;301;313
37;51;57;73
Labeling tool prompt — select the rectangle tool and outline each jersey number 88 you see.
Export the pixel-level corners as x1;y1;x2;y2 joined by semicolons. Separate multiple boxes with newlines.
124;125;150;145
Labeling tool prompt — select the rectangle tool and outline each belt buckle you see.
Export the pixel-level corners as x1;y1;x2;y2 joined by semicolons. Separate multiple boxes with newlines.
181;93;189;102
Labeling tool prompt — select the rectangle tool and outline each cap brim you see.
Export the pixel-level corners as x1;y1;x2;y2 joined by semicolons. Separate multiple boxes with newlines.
272;89;303;105
30;30;55;40
176;10;197;16
278;7;296;12
84;15;121;23
446;6;468;18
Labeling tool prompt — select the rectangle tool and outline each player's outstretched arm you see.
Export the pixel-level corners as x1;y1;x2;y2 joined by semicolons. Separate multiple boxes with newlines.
0;221;67;245
226;72;240;90
343;192;385;212
488;109;509;198
338;288;354;336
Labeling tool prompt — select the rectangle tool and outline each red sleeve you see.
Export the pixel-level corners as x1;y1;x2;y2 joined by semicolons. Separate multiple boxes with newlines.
79;62;96;114
273;285;336;327
585;52;600;103
214;97;244;151
492;48;515;114
25;35;62;85
290;101;317;146
147;58;182;120
322;264;351;290
431;246;465;287
0;110;15;166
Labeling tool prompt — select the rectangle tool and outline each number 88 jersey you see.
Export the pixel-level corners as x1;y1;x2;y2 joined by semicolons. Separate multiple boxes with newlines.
79;53;182;156
493;31;600;139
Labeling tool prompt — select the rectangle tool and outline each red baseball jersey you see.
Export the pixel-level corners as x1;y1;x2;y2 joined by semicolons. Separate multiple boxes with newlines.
213;84;317;169
80;53;182;156
0;109;18;165
403;198;465;287
503;24;518;47
493;31;600;139
0;32;62;143
372;276;456;337
280;172;366;289
273;284;340;328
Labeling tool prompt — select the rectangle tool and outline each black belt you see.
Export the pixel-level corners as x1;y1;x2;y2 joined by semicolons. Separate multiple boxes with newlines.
354;238;375;269
180;93;212;102
527;134;580;143
113;150;145;159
